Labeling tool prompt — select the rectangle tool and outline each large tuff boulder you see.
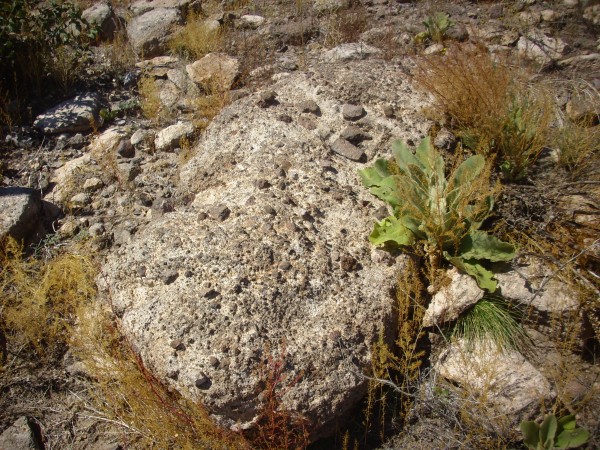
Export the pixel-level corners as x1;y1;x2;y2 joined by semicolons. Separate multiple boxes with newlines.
99;59;430;438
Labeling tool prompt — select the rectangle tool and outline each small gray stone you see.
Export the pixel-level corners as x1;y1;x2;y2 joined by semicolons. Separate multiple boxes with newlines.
342;104;366;121
298;100;320;115
117;139;135;158
195;374;211;389
340;126;371;144
331;138;364;161
277;114;293;123
208;204;230;221
209;356;220;367
258;90;277;107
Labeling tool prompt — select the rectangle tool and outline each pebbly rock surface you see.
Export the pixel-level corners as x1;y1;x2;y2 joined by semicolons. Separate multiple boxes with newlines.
99;60;431;438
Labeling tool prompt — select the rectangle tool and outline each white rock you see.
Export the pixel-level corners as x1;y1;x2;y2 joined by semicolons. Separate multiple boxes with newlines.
436;339;553;420
99;61;432;440
423;269;484;327
239;14;265;29
155;121;195;152
186;53;240;91
322;43;382;62
33;94;102;135
127;8;180;57
83;177;104;192
517;31;568;65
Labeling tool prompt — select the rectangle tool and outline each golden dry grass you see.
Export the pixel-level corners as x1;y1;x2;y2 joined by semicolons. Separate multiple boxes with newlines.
169;12;224;61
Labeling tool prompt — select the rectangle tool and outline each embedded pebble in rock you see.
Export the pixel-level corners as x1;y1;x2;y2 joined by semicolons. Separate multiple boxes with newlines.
382;104;395;118
340;126;371;145
331;138;365;161
207;204;230;221
434;128;457;150
298;100;321;115
342;104;366;121
117;139;135;158
258;90;277;108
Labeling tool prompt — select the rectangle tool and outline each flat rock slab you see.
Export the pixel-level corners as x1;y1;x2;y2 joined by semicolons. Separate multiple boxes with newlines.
99;61;431;439
33;94;101;134
331;137;365;161
155;121;195;152
322;42;382;62
0;187;42;243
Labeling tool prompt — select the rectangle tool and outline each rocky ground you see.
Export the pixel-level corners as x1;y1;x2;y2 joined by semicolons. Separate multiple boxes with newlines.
1;0;599;449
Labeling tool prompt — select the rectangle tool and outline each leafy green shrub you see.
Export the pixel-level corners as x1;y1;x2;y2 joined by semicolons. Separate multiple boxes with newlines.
0;0;96;101
415;12;453;44
359;137;515;291
520;415;590;449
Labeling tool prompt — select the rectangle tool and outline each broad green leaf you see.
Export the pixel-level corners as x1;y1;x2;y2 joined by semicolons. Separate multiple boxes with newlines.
458;230;516;262
369;175;404;208
555;428;590;449
541;415;558;449
369;216;415;247
520;421;541;449
359;159;392;187
447;154;485;207
415;136;444;179
392;139;425;174
445;254;498;291
557;415;576;432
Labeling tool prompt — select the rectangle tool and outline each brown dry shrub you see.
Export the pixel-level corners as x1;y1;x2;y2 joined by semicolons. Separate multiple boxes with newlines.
414;44;556;180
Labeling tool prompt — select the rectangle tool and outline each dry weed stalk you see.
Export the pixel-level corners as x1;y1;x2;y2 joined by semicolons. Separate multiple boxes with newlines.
246;343;309;450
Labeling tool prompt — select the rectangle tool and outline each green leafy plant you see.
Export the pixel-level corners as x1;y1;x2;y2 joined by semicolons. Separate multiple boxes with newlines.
520;415;590;449
415;12;453;44
0;0;96;98
359;137;515;291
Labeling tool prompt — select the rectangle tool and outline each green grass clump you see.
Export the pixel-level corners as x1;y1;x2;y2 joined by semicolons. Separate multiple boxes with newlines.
450;296;532;354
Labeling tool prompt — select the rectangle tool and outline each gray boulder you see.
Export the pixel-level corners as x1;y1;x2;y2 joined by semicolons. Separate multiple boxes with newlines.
99;61;431;439
127;8;181;57
0;417;42;450
0;187;43;244
82;2;117;41
33;94;102;134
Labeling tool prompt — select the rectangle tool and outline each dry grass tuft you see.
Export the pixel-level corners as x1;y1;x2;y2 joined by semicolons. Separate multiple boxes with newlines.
103;29;137;76
137;75;165;123
320;5;368;48
0;237;97;358
71;302;248;449
169;12;224;61
192;77;232;131
414;44;556;180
